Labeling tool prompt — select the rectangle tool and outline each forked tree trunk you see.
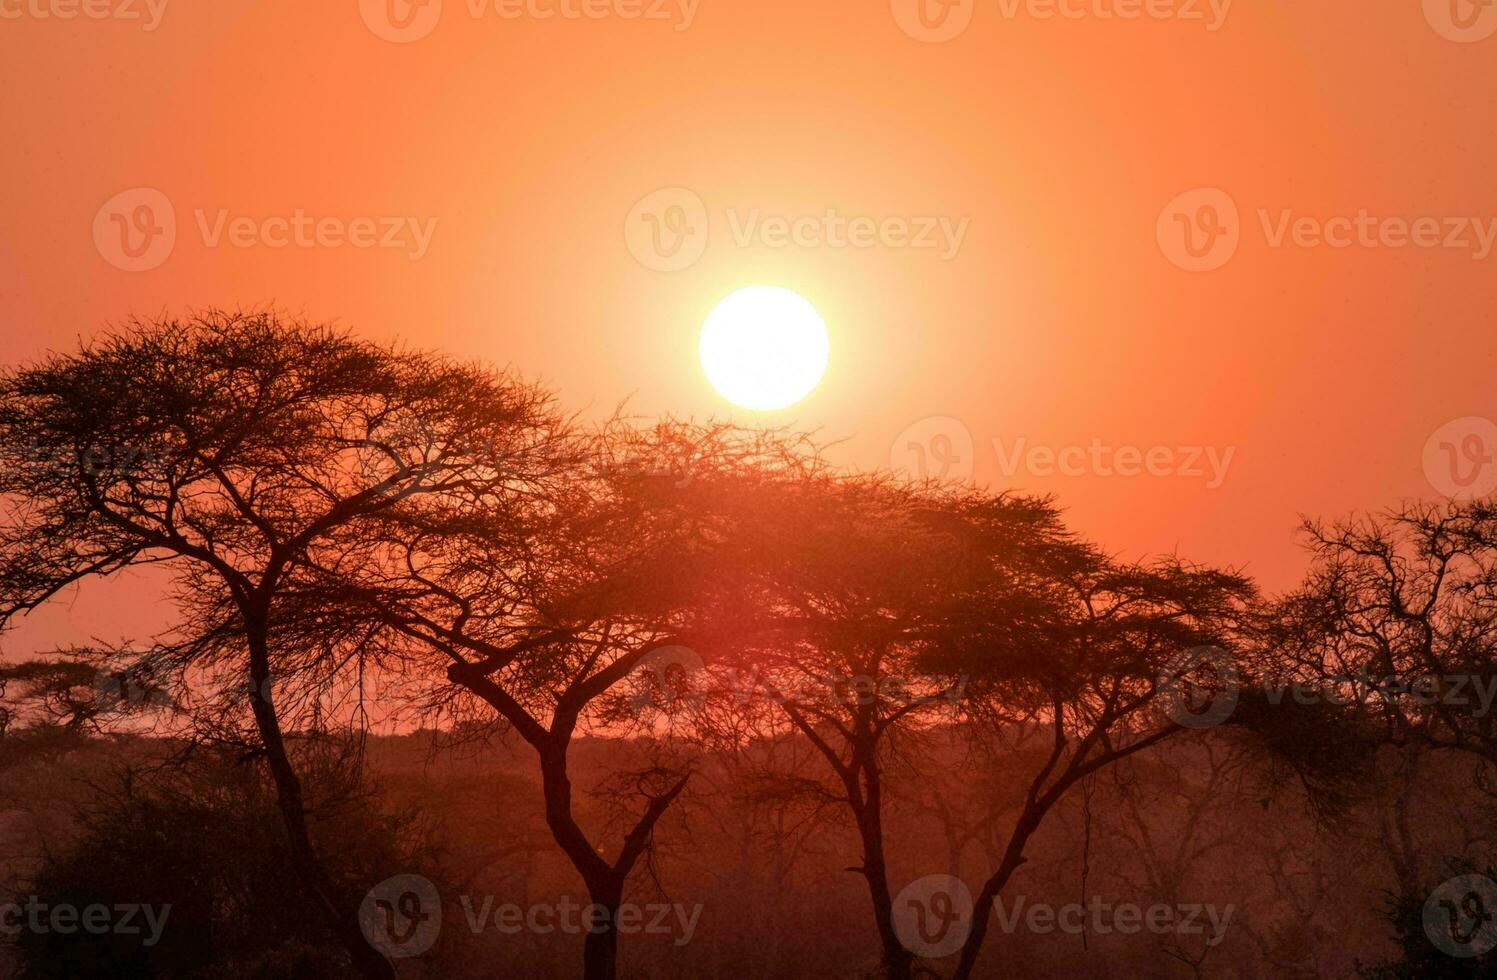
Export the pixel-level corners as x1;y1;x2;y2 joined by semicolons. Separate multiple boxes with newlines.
247;622;395;980
536;737;689;980
539;740;628;980
849;764;915;980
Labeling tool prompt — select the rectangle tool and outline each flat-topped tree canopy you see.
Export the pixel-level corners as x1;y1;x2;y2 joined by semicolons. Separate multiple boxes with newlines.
0;309;573;980
0;309;569;624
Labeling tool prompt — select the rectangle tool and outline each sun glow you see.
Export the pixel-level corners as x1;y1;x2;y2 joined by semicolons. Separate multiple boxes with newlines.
699;286;830;411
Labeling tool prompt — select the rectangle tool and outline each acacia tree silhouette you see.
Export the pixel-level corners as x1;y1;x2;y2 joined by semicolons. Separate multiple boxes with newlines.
1266;501;1497;763
0;311;567;979
288;421;811;980
936;556;1255;980
686;477;1090;980
686;475;1262;979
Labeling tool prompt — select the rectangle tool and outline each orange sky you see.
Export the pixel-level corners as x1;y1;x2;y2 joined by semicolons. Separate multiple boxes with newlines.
2;0;1495;657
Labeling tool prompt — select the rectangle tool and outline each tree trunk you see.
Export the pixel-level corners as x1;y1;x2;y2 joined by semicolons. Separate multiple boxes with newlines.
851;762;914;980
950;806;1044;980
580;877;625;980
539;739;624;980
533;734;691;980
246;621;395;980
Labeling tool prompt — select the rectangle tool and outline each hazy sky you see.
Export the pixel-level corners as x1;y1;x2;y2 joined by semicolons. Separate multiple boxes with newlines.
2;0;1494;656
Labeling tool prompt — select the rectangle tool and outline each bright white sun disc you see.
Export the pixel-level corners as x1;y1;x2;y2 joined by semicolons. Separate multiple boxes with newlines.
700;286;829;411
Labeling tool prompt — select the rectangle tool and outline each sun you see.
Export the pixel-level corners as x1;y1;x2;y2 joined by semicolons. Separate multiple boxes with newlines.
700;286;830;411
